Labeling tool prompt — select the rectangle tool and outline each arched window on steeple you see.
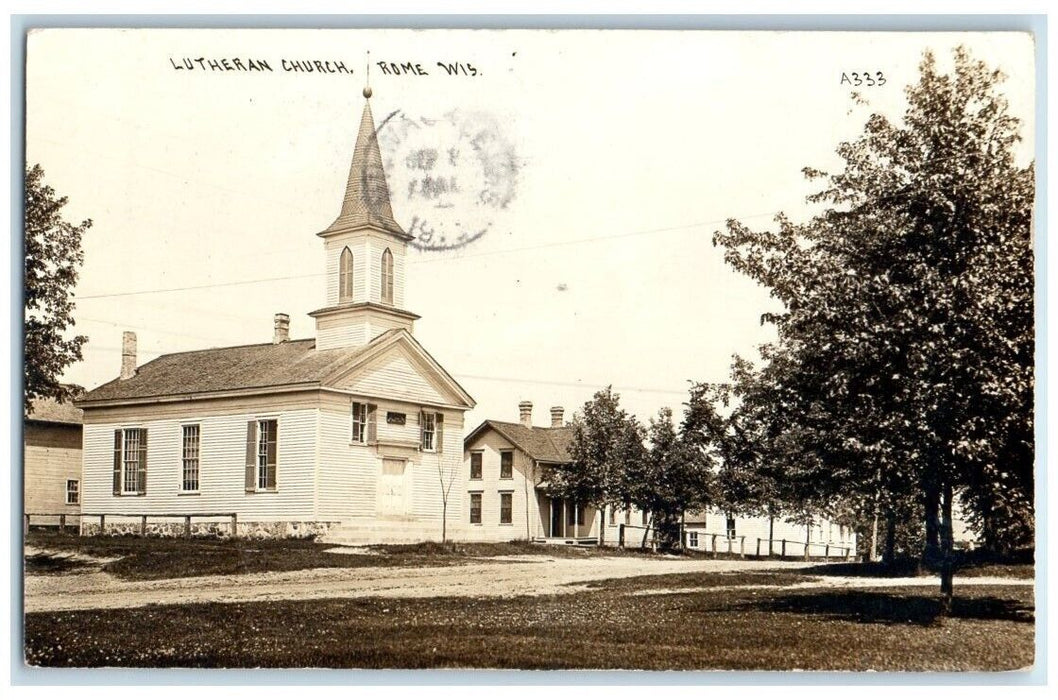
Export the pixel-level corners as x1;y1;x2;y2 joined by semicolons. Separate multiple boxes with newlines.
381;248;394;305
339;247;354;303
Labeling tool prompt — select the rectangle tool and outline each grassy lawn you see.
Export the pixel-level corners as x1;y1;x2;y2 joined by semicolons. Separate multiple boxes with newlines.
24;574;1033;670
23;531;659;581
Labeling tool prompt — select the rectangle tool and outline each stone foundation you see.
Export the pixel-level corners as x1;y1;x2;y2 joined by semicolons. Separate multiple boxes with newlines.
79;519;339;540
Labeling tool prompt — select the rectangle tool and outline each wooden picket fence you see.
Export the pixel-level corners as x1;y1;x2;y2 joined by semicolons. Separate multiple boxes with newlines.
614;523;854;561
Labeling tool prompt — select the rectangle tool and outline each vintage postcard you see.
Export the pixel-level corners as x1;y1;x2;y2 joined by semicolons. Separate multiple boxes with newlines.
21;27;1037;672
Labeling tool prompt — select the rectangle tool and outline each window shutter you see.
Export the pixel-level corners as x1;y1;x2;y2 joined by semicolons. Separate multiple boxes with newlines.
419;410;425;448
367;404;377;443
266;420;278;490
350;400;358;442
436;412;444;453
113;429;122;495
245;420;257;492
137;429;148;495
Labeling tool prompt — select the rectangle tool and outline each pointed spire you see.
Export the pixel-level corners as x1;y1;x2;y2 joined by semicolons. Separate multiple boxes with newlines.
320;90;409;239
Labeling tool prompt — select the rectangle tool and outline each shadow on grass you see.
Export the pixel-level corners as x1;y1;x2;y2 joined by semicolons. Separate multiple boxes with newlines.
24;553;94;576
738;590;1034;627
798;557;1035;580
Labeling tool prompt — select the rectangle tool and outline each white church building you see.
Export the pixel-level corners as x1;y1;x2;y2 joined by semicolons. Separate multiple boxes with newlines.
75;87;476;542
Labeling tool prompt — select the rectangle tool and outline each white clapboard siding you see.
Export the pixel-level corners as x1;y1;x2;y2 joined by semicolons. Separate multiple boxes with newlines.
317;406;378;520
392;240;406;309
81;408;319;522
24;424;82;515
317;319;370;349
409;409;465;521
461;428;542;541
367;313;414;339
324;241;339;306
338;349;449;405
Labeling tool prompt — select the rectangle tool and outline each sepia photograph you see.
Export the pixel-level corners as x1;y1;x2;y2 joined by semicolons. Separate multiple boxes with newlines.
19;25;1038;673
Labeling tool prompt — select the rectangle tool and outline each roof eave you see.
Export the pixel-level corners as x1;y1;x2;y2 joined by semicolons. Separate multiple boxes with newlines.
316;220;414;242
75;382;322;409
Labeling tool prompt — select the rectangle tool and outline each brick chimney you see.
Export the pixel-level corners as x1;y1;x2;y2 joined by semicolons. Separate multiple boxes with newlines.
120;331;137;380
518;400;533;428
550;406;564;428
273;313;290;344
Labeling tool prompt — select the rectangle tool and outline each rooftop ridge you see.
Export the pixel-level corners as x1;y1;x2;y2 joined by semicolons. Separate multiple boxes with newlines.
136;337;317;359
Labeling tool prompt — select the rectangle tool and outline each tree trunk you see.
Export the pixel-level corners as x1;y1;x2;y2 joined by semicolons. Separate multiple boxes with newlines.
804;519;812;561
923;481;942;566
883;506;897;565
441;499;447;543
768;513;775;555
940;482;955;613
870;510;879;562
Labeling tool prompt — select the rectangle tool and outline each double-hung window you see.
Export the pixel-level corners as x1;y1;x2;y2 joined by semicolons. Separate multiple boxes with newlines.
469;493;482;524
181;424;200;492
65;479;79;505
113;428;147;495
499;450;513;479
351;401;367;443
500;492;513;524
470;451;482;480
420;410;443;452
245;419;277;492
726;515;737;539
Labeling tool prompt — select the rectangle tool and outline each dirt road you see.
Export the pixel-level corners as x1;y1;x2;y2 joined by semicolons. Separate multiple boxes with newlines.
24;555;809;613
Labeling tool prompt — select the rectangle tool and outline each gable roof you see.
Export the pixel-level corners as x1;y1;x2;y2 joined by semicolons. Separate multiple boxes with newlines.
76;329;474;409
319;95;411;240
76;331;391;405
466;420;574;464
26;396;83;425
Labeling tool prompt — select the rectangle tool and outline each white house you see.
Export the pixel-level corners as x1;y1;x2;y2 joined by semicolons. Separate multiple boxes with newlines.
75;88;476;541
465;401;857;556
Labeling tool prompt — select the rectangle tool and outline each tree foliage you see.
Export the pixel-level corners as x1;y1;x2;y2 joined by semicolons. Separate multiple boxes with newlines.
712;48;1034;596
550;387;713;549
550;387;647;512
24;164;90;412
638;407;715;546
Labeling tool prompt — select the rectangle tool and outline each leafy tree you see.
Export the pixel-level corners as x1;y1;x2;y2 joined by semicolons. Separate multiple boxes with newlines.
636;407;715;549
712;48;1034;605
24;164;90;412
549;387;647;541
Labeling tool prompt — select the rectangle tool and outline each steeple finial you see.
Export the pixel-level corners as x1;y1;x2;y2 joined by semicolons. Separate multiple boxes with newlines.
317;74;410;240
363;51;372;99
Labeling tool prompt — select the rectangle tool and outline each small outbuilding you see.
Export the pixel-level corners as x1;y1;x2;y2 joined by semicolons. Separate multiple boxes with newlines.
24;395;84;525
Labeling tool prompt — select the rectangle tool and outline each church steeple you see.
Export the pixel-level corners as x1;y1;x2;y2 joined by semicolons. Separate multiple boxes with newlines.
319;88;412;240
310;87;419;351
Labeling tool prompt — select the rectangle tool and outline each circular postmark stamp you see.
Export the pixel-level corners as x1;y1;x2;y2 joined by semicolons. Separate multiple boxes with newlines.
374;108;519;252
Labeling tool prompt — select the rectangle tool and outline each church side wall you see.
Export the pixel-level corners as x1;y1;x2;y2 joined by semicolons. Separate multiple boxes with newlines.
80;395;324;537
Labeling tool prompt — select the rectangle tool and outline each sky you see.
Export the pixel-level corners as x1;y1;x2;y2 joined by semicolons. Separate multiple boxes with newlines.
24;29;1035;430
